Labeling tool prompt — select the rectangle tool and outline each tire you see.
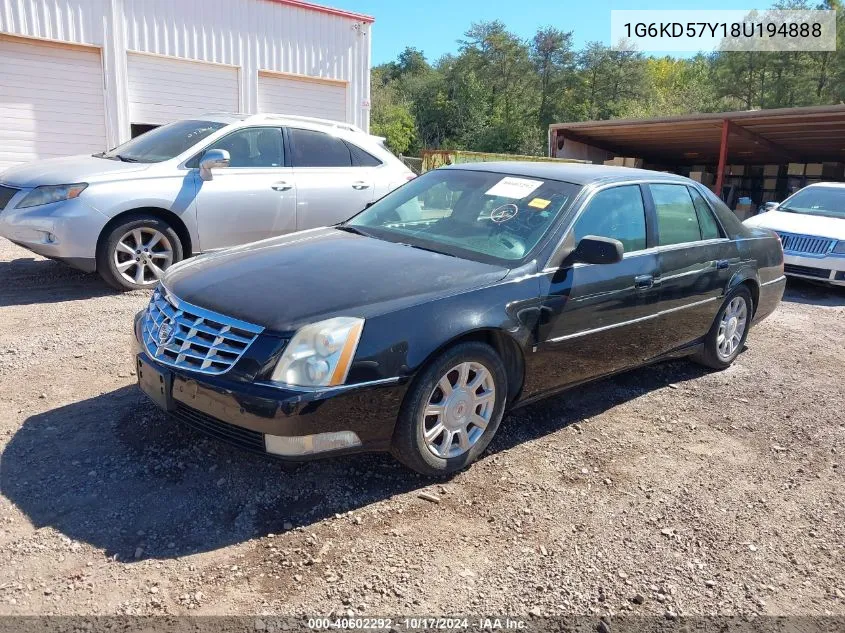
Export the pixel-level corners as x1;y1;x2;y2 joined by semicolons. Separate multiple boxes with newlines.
97;214;183;291
692;286;753;370
392;342;507;476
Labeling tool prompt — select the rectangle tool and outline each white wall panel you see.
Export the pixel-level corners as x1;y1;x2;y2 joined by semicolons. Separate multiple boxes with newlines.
127;54;239;125
258;74;346;122
0;0;373;163
0;37;107;170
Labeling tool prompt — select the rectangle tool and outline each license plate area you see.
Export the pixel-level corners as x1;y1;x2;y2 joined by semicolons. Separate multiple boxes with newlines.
137;356;174;411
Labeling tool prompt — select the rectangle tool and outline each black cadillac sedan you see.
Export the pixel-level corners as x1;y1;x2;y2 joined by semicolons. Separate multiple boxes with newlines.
134;162;785;475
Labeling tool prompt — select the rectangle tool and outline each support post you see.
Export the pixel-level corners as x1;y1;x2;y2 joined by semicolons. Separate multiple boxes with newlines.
714;119;730;196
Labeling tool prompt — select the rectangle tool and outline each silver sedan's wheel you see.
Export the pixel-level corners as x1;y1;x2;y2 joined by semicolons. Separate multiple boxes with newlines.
716;296;748;361
422;361;496;459
113;227;174;287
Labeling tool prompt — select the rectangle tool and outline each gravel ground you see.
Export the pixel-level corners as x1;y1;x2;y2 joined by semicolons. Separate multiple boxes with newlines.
0;236;843;619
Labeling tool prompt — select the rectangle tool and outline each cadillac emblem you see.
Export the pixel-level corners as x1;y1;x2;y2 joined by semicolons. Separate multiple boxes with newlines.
157;318;177;347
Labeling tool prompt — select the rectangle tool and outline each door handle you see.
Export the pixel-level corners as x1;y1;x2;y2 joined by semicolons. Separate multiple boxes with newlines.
351;181;370;190
716;259;730;270
634;274;655;289
271;182;293;191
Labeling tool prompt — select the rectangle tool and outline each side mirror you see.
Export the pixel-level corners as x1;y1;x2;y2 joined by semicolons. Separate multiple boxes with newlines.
761;201;779;212
571;235;624;265
199;149;230;181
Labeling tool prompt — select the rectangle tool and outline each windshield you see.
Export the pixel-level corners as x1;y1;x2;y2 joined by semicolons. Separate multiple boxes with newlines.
347;169;581;264
779;186;845;220
100;120;227;163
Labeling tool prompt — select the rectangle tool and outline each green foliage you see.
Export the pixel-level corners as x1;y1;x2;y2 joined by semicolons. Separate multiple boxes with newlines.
372;19;845;157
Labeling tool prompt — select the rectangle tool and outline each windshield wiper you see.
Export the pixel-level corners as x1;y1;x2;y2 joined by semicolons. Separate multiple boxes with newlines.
400;242;458;258
777;206;800;213
335;225;372;238
114;154;140;163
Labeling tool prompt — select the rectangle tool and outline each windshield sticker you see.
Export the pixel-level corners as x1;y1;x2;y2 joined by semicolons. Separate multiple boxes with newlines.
485;177;544;199
527;197;551;210
489;203;519;223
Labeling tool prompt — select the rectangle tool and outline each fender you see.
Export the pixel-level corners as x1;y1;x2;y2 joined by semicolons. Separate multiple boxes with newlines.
348;265;542;391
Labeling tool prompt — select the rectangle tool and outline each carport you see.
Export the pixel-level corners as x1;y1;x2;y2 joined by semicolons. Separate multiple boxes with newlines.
549;104;845;195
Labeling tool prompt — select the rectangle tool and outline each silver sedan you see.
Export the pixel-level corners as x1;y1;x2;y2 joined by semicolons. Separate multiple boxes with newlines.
0;113;414;290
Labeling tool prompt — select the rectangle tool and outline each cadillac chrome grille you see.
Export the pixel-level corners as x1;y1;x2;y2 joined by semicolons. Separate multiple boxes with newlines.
142;286;263;375
776;231;835;257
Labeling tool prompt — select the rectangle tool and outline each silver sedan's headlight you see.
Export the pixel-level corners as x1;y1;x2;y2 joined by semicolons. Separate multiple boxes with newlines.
832;241;845;255
15;183;88;209
270;317;364;387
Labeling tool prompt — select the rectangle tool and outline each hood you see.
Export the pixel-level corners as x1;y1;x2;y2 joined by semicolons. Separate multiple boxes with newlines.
0;155;151;188
745;210;845;241
163;228;509;332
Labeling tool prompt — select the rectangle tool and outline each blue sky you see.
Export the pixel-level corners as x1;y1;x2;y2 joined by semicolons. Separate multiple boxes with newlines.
342;0;777;65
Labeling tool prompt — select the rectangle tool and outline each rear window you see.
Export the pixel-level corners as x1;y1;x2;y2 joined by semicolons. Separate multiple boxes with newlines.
289;128;351;167
346;141;382;167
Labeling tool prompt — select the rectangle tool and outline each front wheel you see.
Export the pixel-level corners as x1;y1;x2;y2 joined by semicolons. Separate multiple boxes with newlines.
693;287;753;370
392;342;507;476
97;214;183;291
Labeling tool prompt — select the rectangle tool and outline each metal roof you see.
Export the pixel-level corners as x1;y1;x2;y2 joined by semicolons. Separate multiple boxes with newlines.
265;0;374;23
443;161;690;185
550;104;845;165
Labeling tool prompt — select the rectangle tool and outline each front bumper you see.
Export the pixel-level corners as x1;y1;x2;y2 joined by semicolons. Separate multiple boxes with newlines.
0;195;107;271
782;253;845;286
135;349;407;461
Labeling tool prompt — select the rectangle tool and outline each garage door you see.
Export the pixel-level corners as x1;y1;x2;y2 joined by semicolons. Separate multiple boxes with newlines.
0;37;107;171
127;54;239;126
258;73;347;122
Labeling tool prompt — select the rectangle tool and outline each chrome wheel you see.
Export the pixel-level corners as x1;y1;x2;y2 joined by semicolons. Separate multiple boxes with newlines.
113;227;173;286
717;296;748;361
422;361;496;459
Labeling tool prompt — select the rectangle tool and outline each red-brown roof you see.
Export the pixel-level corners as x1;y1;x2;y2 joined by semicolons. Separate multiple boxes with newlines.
266;0;374;23
550;104;845;164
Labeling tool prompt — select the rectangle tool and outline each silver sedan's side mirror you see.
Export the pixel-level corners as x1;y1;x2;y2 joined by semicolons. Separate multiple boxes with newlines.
199;149;230;181
761;201;779;212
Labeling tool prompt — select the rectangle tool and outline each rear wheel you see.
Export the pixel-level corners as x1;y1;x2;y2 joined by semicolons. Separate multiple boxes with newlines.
97;215;183;291
693;286;753;370
392;342;506;476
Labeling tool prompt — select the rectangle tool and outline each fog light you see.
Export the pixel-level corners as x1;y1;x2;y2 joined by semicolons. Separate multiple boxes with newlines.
265;430;361;456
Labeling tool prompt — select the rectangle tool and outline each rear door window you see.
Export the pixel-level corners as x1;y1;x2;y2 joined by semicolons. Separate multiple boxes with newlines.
289;128;352;167
650;184;703;246
687;186;723;240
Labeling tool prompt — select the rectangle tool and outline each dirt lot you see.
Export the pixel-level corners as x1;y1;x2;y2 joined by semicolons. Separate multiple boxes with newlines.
0;236;843;620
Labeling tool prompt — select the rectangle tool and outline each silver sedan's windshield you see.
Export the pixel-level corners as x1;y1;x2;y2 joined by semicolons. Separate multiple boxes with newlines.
100;120;227;163
779;186;845;219
347;169;581;263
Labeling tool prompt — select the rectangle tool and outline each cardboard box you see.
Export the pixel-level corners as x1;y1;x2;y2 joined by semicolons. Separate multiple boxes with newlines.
623;157;644;168
763;178;778;191
763;164;781;177
689;171;714;185
603;157;625;166
734;203;754;221
787;163;805;176
804;163;824;177
822;162;844;179
787;176;804;192
729;164;745;176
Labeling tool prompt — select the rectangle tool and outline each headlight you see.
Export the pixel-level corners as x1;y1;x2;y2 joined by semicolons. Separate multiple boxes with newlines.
270;317;364;387
832;241;845;255
15;183;88;209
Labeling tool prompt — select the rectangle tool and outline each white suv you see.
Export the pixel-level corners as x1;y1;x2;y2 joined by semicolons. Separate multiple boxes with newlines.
0;113;415;290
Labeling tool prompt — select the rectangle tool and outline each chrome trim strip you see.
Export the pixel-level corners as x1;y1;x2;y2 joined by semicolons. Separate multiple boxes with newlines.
545;296;718;343
761;275;786;287
253;376;403;393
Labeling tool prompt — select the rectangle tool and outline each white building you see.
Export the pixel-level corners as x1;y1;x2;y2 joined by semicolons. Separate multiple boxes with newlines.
0;0;373;170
